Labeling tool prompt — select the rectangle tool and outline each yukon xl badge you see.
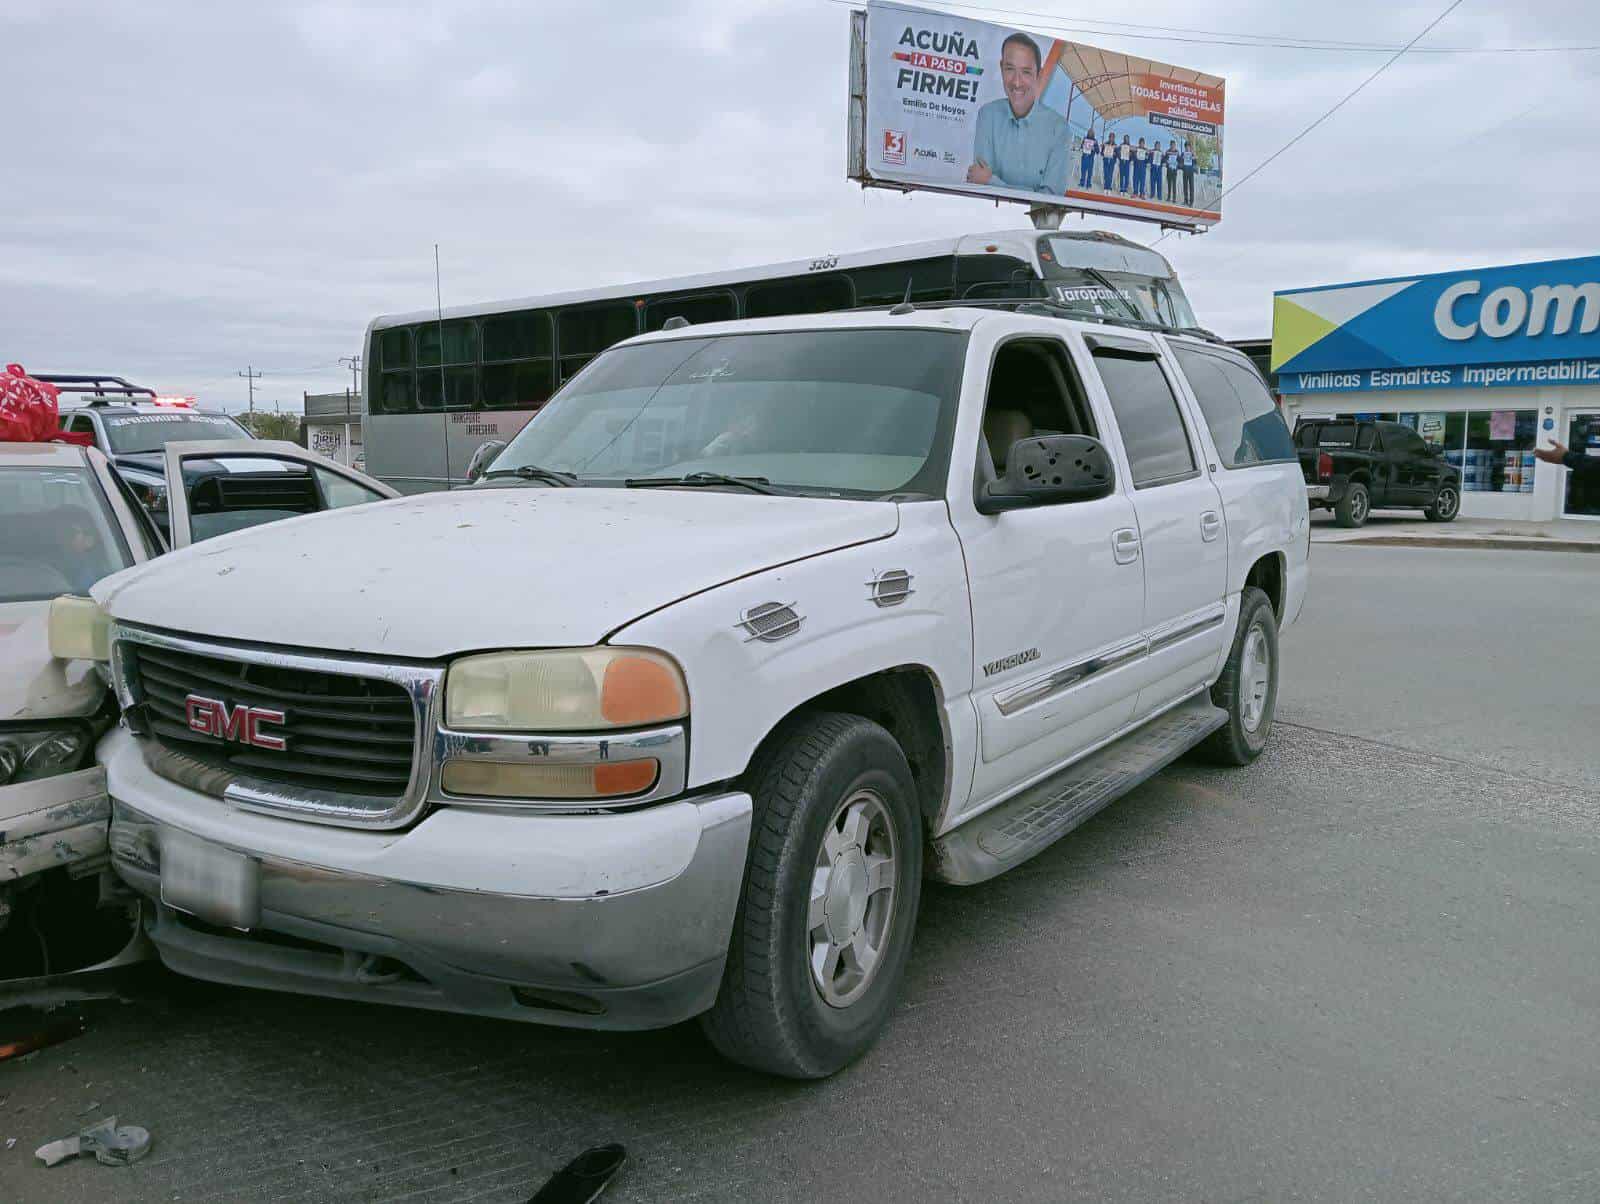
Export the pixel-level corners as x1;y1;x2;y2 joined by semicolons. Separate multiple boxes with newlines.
983;648;1040;678
184;694;288;751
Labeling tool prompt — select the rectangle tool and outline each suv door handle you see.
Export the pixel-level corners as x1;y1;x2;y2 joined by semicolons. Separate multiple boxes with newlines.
1200;510;1222;542
1112;528;1141;564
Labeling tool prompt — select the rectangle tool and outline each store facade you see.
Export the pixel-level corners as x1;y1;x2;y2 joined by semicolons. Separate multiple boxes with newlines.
1272;255;1600;521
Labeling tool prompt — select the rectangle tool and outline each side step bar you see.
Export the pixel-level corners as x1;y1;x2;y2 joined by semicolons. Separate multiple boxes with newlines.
930;695;1227;885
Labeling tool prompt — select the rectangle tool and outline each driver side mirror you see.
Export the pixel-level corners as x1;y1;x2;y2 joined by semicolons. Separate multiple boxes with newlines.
977;434;1116;514
465;440;507;484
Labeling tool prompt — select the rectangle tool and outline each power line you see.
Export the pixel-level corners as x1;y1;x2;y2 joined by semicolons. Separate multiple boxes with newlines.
832;0;1600;54
1154;0;1469;244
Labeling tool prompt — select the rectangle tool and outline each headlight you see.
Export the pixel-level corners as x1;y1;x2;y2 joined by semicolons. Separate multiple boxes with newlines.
0;726;92;785
444;648;688;732
47;595;112;663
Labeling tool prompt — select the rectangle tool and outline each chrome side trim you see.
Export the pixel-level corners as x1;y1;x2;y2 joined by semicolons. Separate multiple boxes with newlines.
109;623;443;830
1148;608;1227;654
994;637;1147;717
430;724;688;811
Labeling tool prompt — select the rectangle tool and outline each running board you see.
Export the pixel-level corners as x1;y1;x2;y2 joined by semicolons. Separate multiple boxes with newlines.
930;695;1227;885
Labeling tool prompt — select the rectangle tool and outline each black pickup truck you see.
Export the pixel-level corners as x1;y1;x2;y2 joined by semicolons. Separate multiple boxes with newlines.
1295;418;1462;528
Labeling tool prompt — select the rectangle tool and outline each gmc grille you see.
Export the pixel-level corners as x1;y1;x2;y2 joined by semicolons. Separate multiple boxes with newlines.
129;643;418;800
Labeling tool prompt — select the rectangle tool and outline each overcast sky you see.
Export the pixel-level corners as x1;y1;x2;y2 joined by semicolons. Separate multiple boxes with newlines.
6;0;1597;412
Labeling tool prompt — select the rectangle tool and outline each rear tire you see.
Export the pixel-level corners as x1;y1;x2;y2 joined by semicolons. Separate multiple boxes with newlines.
1199;586;1279;766
700;712;922;1079
1424;482;1460;522
1333;481;1369;528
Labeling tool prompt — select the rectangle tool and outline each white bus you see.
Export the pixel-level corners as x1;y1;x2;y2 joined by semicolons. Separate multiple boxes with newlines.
361;227;1199;493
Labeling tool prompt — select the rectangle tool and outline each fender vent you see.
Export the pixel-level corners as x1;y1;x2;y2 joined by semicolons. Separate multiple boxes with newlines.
868;569;914;608
738;602;802;643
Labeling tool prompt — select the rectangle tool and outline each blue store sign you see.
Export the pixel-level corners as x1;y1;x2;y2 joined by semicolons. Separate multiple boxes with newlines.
1272;255;1600;392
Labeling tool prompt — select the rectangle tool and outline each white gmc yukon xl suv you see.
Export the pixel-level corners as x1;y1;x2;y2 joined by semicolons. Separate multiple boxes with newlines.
77;304;1308;1077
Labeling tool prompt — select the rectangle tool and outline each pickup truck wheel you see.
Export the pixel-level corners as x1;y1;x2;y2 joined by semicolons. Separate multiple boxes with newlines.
1424;483;1460;522
700;712;922;1079
1333;481;1369;528
1199;586;1279;766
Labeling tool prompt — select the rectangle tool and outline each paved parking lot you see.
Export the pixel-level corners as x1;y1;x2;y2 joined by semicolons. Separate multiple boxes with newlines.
4;545;1598;1203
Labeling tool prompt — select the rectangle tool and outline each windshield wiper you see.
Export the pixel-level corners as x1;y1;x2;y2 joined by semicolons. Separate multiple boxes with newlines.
623;471;781;495
1079;268;1147;321
482;464;581;487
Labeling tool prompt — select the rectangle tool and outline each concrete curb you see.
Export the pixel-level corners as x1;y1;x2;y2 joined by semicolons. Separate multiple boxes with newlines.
1317;536;1600;554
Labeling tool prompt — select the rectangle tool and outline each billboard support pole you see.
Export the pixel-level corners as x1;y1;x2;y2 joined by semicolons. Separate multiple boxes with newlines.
1027;205;1067;230
847;10;867;180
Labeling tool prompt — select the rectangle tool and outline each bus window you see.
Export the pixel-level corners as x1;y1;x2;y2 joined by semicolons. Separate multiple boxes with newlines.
418;366;476;411
645;292;736;332
955;254;1039;299
849;258;955;306
745;274;853;319
481;310;554;410
416;319;477;367
373;327;415;415
558;303;639;382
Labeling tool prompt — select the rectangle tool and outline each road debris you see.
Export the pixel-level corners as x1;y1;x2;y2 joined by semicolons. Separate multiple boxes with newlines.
527;1143;626;1203
35;1115;151;1167
0;1009;85;1062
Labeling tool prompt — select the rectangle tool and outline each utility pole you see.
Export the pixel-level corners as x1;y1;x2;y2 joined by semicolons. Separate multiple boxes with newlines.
338;354;362;402
238;365;262;414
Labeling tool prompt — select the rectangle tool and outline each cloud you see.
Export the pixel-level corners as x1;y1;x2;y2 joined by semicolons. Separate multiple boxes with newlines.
3;0;1598;409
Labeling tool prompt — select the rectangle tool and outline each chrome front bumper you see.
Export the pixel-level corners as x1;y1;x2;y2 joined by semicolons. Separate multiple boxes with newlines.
100;728;752;1030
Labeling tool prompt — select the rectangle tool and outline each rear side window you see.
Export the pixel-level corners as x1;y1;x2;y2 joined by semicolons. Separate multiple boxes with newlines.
1317;423;1356;447
744;275;853;319
1091;346;1196;487
1171;346;1296;468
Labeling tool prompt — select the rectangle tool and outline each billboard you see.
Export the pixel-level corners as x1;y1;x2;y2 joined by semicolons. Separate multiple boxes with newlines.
851;2;1225;229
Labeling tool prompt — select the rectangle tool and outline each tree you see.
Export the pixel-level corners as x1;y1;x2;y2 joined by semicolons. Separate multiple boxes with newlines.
237;411;303;443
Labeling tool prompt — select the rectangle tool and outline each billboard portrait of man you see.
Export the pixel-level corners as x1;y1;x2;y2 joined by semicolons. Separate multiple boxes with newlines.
965;32;1070;195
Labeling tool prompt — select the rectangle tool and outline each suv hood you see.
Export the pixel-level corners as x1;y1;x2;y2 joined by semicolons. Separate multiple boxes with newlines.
94;487;899;658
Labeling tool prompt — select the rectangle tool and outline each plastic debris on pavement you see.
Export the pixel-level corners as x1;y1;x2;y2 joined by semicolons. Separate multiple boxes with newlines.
34;1116;151;1168
526;1143;627;1203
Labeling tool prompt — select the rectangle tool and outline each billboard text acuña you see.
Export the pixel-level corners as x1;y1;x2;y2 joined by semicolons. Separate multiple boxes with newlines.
853;1;1226;229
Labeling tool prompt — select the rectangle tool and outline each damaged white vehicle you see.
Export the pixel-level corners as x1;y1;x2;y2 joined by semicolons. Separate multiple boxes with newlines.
81;306;1308;1077
2;440;394;981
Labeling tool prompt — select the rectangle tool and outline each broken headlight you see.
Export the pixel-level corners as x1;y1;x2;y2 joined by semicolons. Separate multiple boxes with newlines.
0;725;93;786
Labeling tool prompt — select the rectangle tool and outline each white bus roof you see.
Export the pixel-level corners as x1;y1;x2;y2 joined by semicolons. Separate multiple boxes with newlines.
368;228;1173;332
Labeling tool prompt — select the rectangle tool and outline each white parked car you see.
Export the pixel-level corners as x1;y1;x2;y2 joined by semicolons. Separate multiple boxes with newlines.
77;304;1308;1076
1;439;394;980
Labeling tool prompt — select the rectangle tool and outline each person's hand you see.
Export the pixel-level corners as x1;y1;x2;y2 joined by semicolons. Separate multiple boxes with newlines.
967;159;993;185
1534;441;1569;465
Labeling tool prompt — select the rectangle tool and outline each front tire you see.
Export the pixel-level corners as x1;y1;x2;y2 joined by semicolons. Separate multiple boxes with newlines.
700;712;923;1079
1334;480;1369;528
1424;482;1460;522
1199;586;1279;766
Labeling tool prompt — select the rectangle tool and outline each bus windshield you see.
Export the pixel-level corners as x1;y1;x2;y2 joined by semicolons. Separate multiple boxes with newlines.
484;329;965;499
1038;236;1198;328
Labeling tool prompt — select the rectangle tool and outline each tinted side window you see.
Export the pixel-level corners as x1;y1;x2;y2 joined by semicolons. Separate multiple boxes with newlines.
1093;348;1195;487
482;310;551;361
416;319;477;367
481;309;554;411
558;303;639;382
1356;425;1379;450
850;258;956;306
1172;346;1295;468
744;275;853;319
645;292;736;331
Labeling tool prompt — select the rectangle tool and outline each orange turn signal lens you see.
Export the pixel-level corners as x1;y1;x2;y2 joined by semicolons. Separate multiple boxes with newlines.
441;758;660;800
601;654;689;727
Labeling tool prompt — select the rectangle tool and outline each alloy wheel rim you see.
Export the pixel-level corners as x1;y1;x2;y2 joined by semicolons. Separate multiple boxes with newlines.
1439;487;1458;518
1352;491;1368;523
1239;624;1272;733
808;788;898;1008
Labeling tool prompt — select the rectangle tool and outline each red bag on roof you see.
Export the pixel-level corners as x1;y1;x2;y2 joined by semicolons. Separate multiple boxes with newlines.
0;363;70;444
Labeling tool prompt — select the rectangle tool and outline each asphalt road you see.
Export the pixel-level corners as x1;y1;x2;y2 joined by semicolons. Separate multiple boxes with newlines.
4;546;1599;1203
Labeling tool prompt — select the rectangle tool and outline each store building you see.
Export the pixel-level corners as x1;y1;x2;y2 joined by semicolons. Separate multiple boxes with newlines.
1272;255;1600;521
303;390;364;470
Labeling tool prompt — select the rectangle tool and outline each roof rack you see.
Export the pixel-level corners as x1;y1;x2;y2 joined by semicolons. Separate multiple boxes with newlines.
33;374;157;403
844;297;1225;343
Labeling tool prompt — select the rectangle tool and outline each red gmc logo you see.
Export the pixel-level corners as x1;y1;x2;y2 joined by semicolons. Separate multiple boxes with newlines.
184;694;288;751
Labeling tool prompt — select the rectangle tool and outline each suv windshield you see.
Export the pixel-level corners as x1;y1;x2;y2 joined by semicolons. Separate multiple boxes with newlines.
0;465;130;602
487;329;966;498
102;412;249;454
1038;236;1197;328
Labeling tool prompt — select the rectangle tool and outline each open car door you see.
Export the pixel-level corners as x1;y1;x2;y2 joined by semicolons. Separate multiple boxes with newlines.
159;440;399;549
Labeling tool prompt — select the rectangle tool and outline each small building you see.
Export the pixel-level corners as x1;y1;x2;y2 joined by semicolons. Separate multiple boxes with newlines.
1272;255;1600;521
303;390;363;470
